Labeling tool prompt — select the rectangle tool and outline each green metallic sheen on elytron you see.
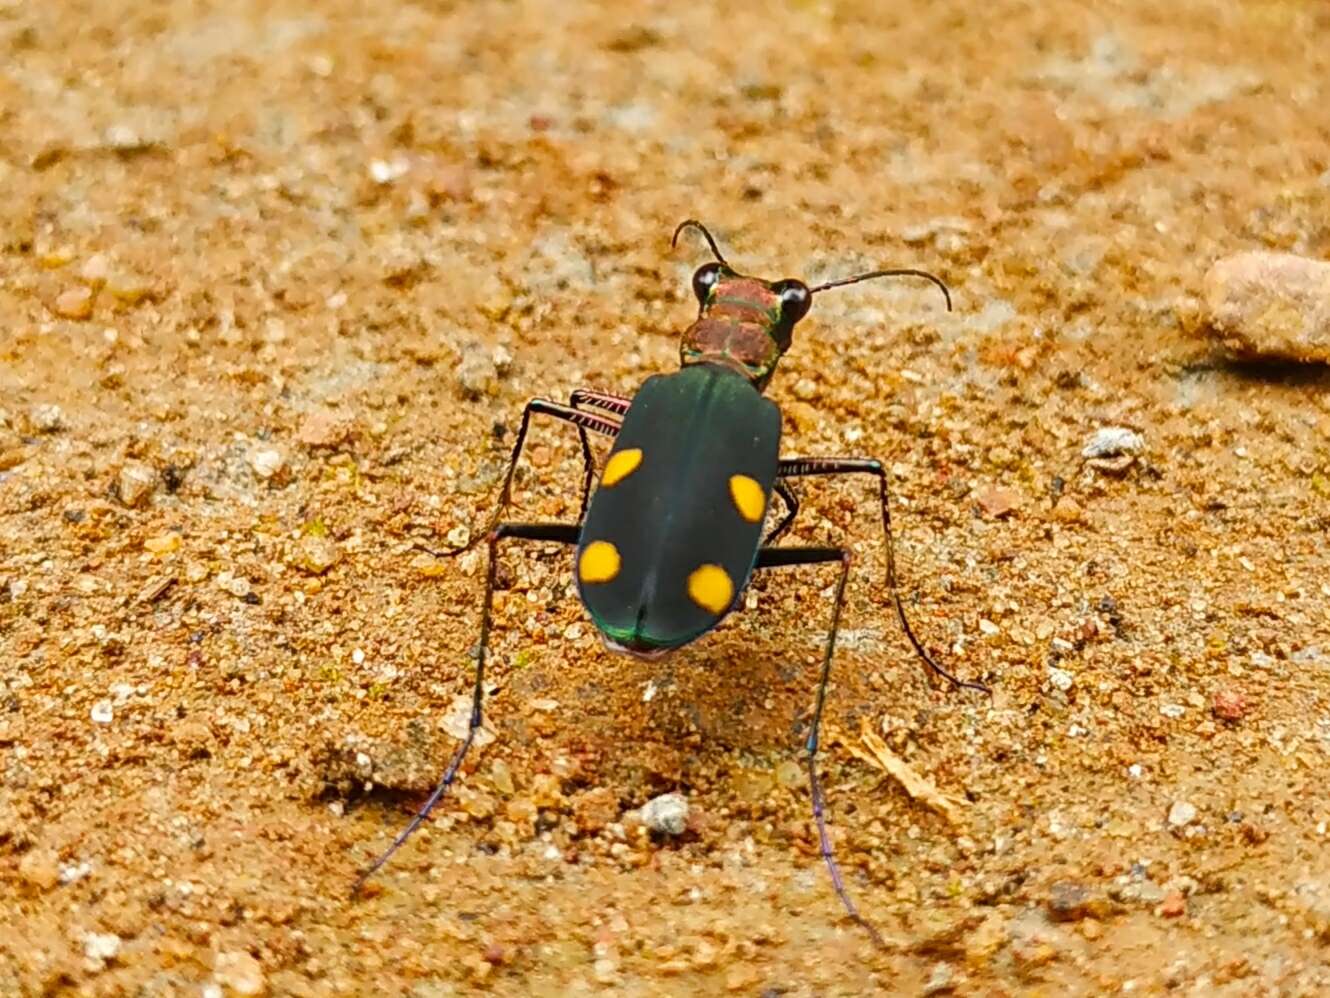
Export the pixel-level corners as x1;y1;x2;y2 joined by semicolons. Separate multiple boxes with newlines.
575;363;781;652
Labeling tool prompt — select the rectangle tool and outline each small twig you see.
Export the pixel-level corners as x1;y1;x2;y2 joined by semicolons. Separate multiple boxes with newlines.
840;721;969;827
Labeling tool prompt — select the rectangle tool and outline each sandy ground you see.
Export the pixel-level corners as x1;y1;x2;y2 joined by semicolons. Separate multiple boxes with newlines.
4;0;1330;994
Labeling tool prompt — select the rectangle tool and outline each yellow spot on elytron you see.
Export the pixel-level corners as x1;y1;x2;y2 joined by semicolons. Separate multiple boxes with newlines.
601;448;643;487
579;541;621;584
729;474;766;523
688;564;734;615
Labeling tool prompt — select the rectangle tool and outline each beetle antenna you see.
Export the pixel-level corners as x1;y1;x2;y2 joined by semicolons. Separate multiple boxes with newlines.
810;269;953;313
671;219;730;268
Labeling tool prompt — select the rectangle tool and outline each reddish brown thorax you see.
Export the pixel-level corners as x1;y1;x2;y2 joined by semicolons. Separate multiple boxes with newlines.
679;275;787;391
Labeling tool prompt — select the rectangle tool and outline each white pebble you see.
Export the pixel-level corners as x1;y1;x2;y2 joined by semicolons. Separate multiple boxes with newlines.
439;694;494;748
1082;427;1145;459
60;860;92;884
641;792;689;836
218;573;252;599
923;962;955;996
369;157;409;184
83;931;121;965
1159;703;1185;719
1047;667;1074;692
248;446;285;480
117;461;158;507
30;403;65;433
1168;800;1197;827
90;700;114;724
104;124;141;149
213;950;267;996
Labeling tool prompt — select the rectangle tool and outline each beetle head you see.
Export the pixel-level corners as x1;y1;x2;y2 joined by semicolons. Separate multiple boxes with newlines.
671;219;951;394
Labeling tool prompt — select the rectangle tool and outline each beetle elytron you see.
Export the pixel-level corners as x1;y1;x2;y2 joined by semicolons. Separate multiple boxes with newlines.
356;221;986;946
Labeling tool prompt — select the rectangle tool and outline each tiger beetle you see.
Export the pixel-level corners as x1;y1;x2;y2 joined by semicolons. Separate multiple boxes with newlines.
355;220;988;947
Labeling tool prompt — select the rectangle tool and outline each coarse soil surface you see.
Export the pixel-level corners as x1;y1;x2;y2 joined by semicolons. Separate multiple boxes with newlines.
4;1;1330;995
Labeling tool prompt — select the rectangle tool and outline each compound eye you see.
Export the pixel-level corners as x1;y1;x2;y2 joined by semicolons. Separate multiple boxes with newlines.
773;279;811;324
692;263;724;305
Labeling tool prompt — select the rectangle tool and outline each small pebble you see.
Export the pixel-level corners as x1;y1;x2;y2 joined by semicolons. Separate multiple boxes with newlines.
1159;891;1187;918
1203;251;1330;363
1045;881;1092;922
922;962;956;995
18;849;60;890
440;694;495;748
591;956;619;984
248;446;285;481
143;533;181;555
218;573;252;599
412;552;448;577
104;123;144;149
976;484;1020;518
490;759;514;795
90;699;114;724
106;270;152;304
1050;495;1084;523
455;348;508;400
792;377;819;400
1212;688;1248;722
1082;427;1144;459
369;157;409;184
1010;938;1059;970
572;786;618;834
117;461;158;507
1168;800;1197;827
53;286;94;320
214;950;267;996
640;792;689;836
171;720;214;757
296;408;353;449
83;932;121;968
297;535;341;575
29;403;65;433
725;965;761;991
80;253;110;286
1047;667;1074;692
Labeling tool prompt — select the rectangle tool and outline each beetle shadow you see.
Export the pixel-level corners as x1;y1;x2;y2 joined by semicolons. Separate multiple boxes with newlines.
1175;353;1330;390
630;637;813;753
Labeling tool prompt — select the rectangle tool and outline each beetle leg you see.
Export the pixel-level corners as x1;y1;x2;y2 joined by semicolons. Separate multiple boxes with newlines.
567;390;630;519
433;398;619;557
354;521;581;894
753;545;884;949
763;479;800;545
775;457;988;695
569;387;632;418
